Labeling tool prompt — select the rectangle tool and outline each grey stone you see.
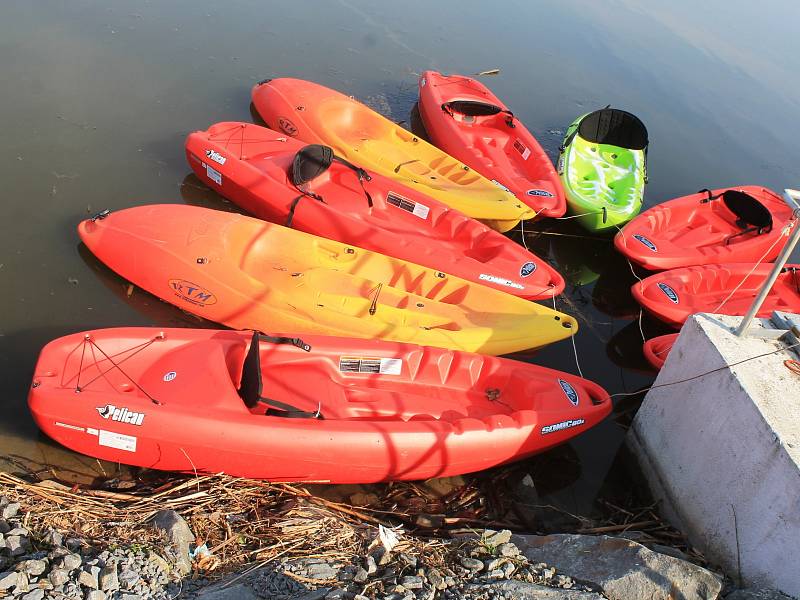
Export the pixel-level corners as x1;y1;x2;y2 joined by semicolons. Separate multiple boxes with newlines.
487;569;505;579
651;544;688;561
149;509;195;575
725;589;795;600
0;521;7;535
353;567;368;583
0;571;17;589
400;576;423;590
65;538;84;551
304;561;339;580
513;533;723;600
427;568;446;590
483;530;512;548
19;559;47;577
6;527;28;536
497;543;520;557
97;561;119;592
78;569;98;589
485;558;506;571
324;590;348;600
60;554;83;571
459;557;484;572
49;569;70;587
365;555;377;575
118;568;140;590
147;551;170;575
6;535;29;556
501;562;515;578
470;580;605;599
1;503;20;520
21;589;44;600
44;529;64;548
15;572;29;593
85;591;107;600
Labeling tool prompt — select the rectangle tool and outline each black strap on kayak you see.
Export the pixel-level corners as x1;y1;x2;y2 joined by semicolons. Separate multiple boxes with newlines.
285;191;325;228
238;331;322;418
698;188;723;203
332;155;374;208
441;100;514;128
259;396;324;419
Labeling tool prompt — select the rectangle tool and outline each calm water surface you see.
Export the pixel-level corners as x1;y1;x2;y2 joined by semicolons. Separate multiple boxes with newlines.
1;0;798;513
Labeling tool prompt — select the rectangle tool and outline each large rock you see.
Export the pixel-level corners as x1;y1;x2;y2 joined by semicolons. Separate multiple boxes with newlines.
470;581;605;599
513;534;723;600
148;510;195;575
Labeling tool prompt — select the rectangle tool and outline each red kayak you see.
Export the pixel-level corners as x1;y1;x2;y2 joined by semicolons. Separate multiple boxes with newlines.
642;333;679;370
615;186;795;270
418;71;565;218
631;263;800;328
185;122;564;299
29;328;611;483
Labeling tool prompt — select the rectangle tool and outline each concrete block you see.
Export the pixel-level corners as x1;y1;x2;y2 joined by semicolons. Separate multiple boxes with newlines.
628;313;800;597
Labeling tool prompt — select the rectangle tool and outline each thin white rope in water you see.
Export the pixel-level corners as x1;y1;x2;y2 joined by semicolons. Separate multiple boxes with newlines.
570;332;584;378
555;210;605;220
712;220;796;313
519;215;530;251
611;339;800;399
637;308;645;344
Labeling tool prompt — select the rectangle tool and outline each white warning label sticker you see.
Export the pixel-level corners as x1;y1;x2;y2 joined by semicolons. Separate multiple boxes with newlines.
98;430;137;452
339;356;403;375
387;192;429;220
206;164;222;185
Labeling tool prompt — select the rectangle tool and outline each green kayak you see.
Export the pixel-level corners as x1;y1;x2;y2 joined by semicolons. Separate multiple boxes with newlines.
557;108;648;232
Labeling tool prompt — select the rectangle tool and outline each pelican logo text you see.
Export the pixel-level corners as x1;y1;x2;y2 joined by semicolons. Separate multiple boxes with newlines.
541;418;585;435
633;234;658;252
657;282;679;304
527;189;554;198
204;149;226;166
520;262;537;278
277;117;298;137
168;279;217;306
558;379;579;406
96;404;145;426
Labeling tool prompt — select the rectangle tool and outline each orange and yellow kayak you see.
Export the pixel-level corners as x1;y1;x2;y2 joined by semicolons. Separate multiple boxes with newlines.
251;78;534;232
79;205;577;355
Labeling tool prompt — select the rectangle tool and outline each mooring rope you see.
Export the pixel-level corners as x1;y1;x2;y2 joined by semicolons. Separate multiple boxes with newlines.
610;339;800;399
711;220;796;314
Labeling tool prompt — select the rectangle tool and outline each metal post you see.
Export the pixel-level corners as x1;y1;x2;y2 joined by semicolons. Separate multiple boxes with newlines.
735;189;800;336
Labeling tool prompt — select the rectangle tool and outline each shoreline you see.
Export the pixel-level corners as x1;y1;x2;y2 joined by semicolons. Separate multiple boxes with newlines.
0;470;769;600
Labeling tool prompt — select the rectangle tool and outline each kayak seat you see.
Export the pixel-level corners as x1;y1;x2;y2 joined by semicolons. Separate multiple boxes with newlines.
576;108;648;150
292;144;333;185
723;190;772;228
238;331;323;419
714;190;773;244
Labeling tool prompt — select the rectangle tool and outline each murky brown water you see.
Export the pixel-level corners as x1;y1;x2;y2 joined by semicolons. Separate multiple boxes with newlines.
2;0;799;516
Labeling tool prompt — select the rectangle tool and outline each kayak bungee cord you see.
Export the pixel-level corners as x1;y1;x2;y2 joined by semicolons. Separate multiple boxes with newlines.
71;334;163;405
368;282;383;316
